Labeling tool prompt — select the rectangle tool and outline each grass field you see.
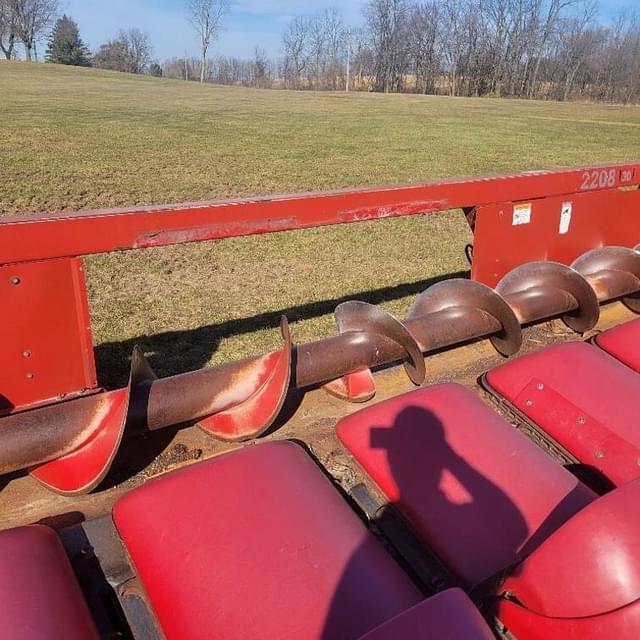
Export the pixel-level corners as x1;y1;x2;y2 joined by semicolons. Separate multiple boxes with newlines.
2;61;640;387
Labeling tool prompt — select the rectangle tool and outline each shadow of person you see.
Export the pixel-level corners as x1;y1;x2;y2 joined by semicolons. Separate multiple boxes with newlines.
320;404;530;640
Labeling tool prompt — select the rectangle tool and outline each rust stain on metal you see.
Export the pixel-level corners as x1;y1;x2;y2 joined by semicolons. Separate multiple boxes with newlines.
135;217;298;248
337;199;450;223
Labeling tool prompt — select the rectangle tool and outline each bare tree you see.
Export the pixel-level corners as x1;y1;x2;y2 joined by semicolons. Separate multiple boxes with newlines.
440;0;467;96
252;46;268;88
123;28;152;74
186;0;231;83
408;2;441;94
366;0;411;93
321;8;347;90
94;29;152;74
14;0;58;61
0;0;17;59
282;16;310;88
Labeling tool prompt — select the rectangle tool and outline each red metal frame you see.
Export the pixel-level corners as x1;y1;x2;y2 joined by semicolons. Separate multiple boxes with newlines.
1;162;638;414
1;163;637;264
472;186;640;286
0;258;97;413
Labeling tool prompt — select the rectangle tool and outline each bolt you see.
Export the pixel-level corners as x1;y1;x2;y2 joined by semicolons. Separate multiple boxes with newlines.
525;399;533;407
9;276;20;286
536;383;544;391
25;372;34;380
595;450;605;459
637;459;640;467
576;416;586;425
22;350;31;358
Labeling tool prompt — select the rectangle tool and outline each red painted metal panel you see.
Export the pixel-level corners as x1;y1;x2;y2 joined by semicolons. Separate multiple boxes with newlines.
357;590;495;640
595;318;640;371
1;163;638;265
113;441;423;640
0;258;97;414
471;186;640;287
0;526;100;640
498;598;640;640
485;342;640;486
1;163;638;414
503;478;640;619
336;384;594;588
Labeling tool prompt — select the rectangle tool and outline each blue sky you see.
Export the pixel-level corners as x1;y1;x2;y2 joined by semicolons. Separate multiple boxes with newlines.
62;0;635;62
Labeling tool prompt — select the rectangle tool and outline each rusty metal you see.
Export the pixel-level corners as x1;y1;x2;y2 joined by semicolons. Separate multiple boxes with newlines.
196;317;293;440
496;261;599;332
2;244;640;495
572;247;640;312
408;279;522;356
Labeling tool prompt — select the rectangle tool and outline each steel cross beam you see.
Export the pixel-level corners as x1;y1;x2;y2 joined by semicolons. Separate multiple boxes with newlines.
1;163;638;265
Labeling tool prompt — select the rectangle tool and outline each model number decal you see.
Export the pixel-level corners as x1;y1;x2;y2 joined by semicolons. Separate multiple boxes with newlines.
621;168;635;184
580;168;616;191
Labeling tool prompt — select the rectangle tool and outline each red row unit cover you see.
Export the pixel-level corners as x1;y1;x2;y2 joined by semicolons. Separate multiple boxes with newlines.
336;383;640;639
0;525;99;640
485;341;640;486
112;440;493;640
337;383;595;588
595;317;640;372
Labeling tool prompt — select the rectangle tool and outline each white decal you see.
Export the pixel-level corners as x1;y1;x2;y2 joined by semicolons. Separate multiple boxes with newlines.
559;202;572;235
513;203;532;226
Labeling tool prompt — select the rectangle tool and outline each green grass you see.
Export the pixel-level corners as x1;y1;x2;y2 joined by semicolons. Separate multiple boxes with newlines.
2;62;639;387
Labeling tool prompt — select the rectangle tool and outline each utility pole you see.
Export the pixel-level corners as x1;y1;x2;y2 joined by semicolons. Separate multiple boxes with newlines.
345;29;352;92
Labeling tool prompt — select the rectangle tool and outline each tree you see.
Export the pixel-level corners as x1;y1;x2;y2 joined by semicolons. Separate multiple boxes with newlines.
14;0;59;61
93;37;128;72
45;14;90;65
408;2;441;94
282;16;310;88
0;0;17;59
94;29;152;74
365;0;410;93
251;46;268;88
124;28;152;74
186;0;232;83
149;61;162;77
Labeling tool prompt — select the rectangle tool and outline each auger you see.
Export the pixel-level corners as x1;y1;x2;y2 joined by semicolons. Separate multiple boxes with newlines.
2;244;640;495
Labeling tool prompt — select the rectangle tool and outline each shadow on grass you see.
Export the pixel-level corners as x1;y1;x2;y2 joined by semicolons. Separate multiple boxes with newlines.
94;269;470;389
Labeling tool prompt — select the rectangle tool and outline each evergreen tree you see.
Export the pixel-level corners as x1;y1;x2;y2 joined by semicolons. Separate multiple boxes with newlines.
149;62;163;77
45;15;91;66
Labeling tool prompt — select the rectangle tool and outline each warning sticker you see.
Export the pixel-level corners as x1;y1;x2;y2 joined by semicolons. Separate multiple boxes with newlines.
559;202;572;235
512;203;532;226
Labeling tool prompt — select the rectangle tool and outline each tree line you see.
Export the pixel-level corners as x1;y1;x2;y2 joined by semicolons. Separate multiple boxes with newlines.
2;0;640;104
167;0;640;104
277;0;640;103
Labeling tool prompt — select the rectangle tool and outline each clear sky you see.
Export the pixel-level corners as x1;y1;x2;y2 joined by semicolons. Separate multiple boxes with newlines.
61;0;636;62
